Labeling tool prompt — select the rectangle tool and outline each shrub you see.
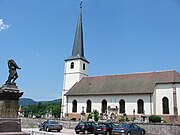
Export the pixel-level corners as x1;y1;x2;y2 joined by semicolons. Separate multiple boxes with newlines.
88;113;92;120
149;115;161;123
119;113;129;122
87;110;99;121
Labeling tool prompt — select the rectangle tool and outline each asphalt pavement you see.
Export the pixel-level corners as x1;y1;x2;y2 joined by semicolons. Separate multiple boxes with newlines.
23;128;79;135
22;128;154;135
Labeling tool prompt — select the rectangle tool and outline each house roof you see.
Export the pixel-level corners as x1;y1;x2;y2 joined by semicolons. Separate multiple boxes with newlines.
66;70;180;96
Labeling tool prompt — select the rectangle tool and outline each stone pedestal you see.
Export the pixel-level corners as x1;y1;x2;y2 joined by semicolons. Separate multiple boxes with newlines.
0;84;29;134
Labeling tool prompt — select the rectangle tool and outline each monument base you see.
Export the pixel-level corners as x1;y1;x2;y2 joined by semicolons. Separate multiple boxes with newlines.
0;132;29;135
0;84;29;134
0;118;21;132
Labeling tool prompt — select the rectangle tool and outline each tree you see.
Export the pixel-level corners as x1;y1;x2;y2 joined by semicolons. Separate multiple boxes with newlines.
22;102;61;118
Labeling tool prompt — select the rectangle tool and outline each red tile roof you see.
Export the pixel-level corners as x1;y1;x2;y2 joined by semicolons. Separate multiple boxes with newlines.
66;70;180;96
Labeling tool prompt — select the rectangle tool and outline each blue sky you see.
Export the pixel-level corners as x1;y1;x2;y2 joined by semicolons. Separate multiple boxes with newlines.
0;0;180;101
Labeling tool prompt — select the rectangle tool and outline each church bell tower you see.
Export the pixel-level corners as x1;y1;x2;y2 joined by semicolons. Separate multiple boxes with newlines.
61;0;89;118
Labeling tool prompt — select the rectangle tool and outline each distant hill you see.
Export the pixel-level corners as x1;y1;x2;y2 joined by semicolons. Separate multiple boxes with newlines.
19;98;38;106
19;98;61;106
40;99;62;104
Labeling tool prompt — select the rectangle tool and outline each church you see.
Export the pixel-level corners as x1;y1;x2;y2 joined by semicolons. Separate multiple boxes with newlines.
61;2;180;123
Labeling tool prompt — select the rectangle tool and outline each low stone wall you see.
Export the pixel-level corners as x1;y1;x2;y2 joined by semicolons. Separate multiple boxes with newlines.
21;118;180;135
20;118;77;129
21;118;44;128
137;123;180;135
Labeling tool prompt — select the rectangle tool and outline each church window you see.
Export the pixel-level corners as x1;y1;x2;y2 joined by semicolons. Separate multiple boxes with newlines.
137;99;144;114
86;100;91;113
83;63;85;70
72;100;77;112
162;97;169;114
101;99;107;113
70;62;74;69
119;99;125;114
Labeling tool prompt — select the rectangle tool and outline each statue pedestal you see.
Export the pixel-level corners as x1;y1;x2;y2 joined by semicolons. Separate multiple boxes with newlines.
0;84;29;134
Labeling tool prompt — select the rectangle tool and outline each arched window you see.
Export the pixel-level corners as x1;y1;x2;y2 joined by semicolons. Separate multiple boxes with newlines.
72;100;77;112
70;62;74;69
119;99;125;113
137;99;144;114
101;99;107;113
162;97;169;114
86;100;91;113
83;63;86;70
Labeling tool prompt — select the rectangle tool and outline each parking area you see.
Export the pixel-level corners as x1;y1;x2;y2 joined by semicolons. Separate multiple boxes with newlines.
22;128;154;135
23;128;75;135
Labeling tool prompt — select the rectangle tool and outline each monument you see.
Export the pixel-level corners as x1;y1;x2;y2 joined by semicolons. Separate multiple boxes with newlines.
0;59;29;134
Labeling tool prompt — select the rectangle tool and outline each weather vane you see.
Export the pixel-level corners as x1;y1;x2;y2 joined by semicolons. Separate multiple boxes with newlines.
80;0;82;8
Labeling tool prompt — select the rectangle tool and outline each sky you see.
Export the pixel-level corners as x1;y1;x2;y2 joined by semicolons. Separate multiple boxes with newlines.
0;0;180;101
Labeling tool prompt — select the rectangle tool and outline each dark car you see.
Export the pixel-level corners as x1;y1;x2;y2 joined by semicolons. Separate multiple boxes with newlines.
111;123;145;135
75;121;97;134
94;124;106;135
94;122;115;135
38;120;63;132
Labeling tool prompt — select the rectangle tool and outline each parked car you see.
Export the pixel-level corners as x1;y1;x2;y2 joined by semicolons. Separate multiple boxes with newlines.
94;122;115;135
38;120;63;132
94;124;106;135
75;121;97;134
111;123;145;135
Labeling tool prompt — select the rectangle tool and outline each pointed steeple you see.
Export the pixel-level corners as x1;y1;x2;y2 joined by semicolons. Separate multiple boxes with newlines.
65;0;89;63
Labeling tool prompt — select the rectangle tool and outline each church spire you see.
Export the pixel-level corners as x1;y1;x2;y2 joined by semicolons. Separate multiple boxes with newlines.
65;0;89;63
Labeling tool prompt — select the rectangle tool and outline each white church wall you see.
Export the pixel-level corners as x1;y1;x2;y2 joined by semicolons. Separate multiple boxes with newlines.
152;87;156;115
67;94;152;115
79;60;88;75
65;60;88;75
65;59;80;74
155;84;174;115
176;84;180;115
64;60;88;90
62;59;88;118
64;74;81;90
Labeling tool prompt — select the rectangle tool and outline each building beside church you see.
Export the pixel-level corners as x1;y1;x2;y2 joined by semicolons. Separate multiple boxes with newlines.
61;2;180;123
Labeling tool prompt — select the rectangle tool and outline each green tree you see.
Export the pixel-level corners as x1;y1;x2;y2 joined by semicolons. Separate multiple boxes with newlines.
22;102;61;118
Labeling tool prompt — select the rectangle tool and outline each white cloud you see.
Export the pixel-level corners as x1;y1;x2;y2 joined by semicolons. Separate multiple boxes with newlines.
0;19;11;32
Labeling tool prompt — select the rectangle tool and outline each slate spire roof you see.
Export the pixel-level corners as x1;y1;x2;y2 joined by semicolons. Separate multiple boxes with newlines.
65;0;89;63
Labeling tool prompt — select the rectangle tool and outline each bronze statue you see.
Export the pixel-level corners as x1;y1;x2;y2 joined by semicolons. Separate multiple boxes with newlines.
5;59;21;84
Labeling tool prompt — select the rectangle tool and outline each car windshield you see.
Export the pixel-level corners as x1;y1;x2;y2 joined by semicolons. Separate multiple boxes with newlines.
114;123;126;128
49;121;59;124
97;123;106;127
133;124;140;128
91;123;97;126
98;123;106;126
78;122;85;126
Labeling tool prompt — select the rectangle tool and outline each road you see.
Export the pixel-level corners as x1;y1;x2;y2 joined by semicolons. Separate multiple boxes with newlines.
22;128;153;135
23;128;80;135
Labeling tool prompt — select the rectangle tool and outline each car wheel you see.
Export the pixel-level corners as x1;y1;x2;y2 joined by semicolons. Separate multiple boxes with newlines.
127;132;131;135
76;131;79;134
106;131;110;135
46;127;50;132
142;130;145;135
38;127;41;131
57;129;60;132
84;130;88;134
